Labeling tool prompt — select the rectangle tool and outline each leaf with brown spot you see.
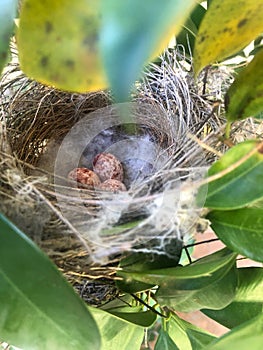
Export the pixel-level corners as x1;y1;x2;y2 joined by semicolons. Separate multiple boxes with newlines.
17;0;107;92
194;0;263;75
225;50;263;121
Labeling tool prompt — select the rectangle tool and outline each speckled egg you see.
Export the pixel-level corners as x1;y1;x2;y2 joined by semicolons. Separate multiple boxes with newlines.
93;153;124;182
98;179;127;192
68;167;101;188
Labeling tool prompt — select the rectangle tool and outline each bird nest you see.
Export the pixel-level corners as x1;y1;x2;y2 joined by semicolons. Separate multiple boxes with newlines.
0;48;234;305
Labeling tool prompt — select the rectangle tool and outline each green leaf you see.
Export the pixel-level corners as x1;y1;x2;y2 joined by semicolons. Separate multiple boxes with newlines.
203;267;263;328
225;50;263;121
167;316;192;350
18;0;106;92
190;3;207;29
255;111;263;120
186;329;216;350
201;140;263;210
89;307;144;350
235;267;263;302
0;0;17;73
176;3;206;57
116;277;155;294
158;263;237;312
203;301;262;330
0;214;100;350
100;0;197;101
206;313;263;350
120;248;236;289
194;0;263;74
120;249;237;312
107;307;157;327
208;208;263;262
155;329;179;350
167;313;216;350
176;17;198;58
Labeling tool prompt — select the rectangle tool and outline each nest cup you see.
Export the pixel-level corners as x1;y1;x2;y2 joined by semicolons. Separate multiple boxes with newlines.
0;48;223;301
53;100;208;263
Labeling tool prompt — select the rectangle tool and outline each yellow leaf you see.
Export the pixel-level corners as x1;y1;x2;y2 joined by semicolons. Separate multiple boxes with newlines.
194;0;263;75
17;0;107;92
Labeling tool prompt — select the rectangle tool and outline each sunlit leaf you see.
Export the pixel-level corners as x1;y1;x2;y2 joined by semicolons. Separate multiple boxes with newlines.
167;316;192;350
0;0;18;73
203;267;263;328
194;0;263;74
225;50;263;121
155;329;179;350
208;208;263;262
235;267;263;302
167;313;216;350
100;0;197;101
201;140;263;210
89;307;144;350
186;329;216;350
0;215;100;350
206;313;263;350
18;0;107;92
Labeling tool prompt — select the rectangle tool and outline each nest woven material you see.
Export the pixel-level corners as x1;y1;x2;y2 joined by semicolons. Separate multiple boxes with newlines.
0;48;236;302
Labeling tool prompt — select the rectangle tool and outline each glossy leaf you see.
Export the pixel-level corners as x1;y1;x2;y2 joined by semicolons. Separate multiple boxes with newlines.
201;140;263;210
155;330;179;350
0;215;100;350
203;302;262;330
235;267;263;302
203;267;263;328
225;50;263;121
89;307;144;350
157;263;237;312
18;0;107;92
194;0;263;74
100;0;197;101
0;0;17;73
208;208;263;262
120;248;236;288
107;307;157;327
206;313;263;350
120;249;237;311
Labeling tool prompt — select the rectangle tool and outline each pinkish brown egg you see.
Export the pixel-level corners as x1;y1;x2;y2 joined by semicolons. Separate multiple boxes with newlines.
68;167;101;188
93;153;124;182
98;179;127;192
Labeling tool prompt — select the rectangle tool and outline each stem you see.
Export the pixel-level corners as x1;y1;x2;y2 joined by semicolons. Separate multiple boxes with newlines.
225;120;232;139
